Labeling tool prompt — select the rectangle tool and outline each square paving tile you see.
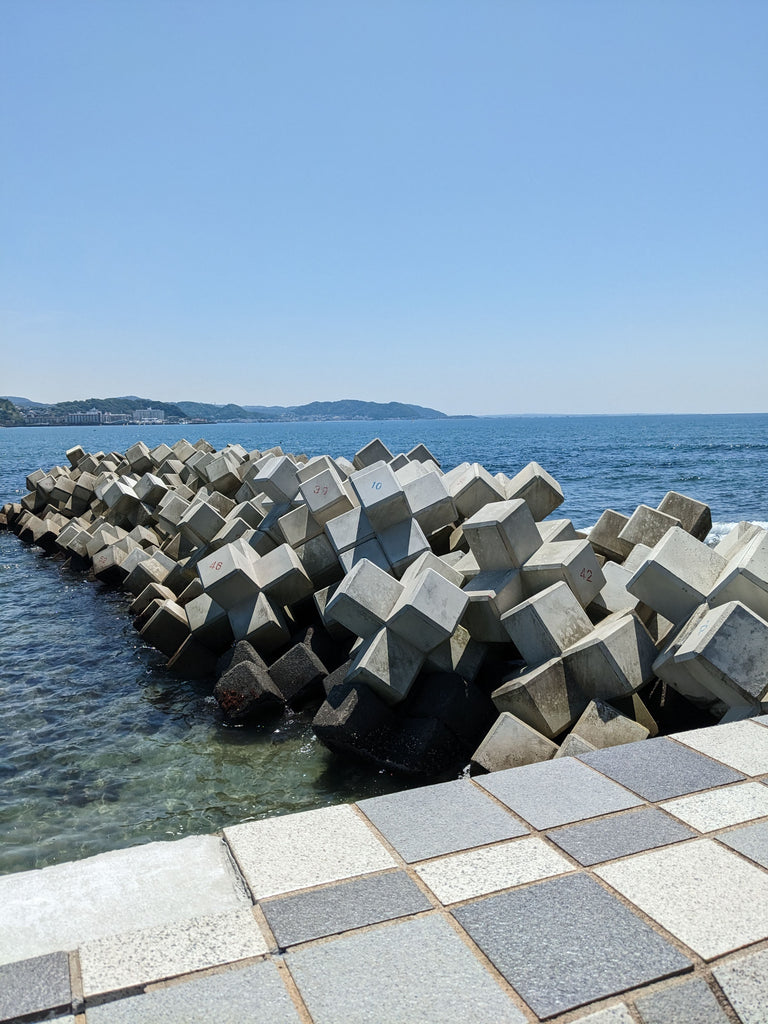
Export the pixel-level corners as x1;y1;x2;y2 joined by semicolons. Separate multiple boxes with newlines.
357;779;527;862
223;804;395;898
286;915;527;1024
633;977;730;1023
580;737;744;802
660;782;768;832
85;960;301;1024
0;951;71;1023
547;806;696;866
260;870;431;947
453;873;691;1019
670;720;768;776
573;1009;632;1024
717;820;768;869
596;838;768;960
713;947;768;1024
476;758;643;830
414;836;572;904
79;908;268;998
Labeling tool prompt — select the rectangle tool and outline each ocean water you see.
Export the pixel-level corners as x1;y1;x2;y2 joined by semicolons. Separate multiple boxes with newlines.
1;414;767;876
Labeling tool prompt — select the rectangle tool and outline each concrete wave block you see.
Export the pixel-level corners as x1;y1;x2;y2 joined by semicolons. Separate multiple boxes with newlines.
299;465;354;525
378;517;430;576
324;505;375;556
657;490;712;541
425;624;486;682
403;471;457;535
350;461;410;531
472;712;559;772
708;529;768;621
325;557;404;639
504;461;565;521
139;599;190;657
197;542;261;610
227;592;291;652
563;611;658;701
400;550;465;588
626;526;726;624
501;580;593;666
588;511;633;563
571;699;650;749
346;627;425;704
184;592;234;652
714;521;766;561
353;437;394;470
443;462;507;520
387;568;469;653
618;504;681;548
492;657;589;739
462;568;525;643
522;539;605;607
652;605;721;708
253;543;313;605
462;499;541;571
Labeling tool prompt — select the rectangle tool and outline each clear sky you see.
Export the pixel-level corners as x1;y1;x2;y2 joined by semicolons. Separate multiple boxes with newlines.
1;1;765;415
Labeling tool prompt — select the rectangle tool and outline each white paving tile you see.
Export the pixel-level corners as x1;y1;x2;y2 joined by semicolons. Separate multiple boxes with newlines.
573;1007;633;1024
660;783;768;832
224;804;396;898
0;836;250;966
414;837;572;904
596;838;768;960
671;721;768;776
79;908;268;998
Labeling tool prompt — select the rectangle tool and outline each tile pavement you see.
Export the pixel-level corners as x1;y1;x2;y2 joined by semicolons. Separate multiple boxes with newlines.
0;715;767;1023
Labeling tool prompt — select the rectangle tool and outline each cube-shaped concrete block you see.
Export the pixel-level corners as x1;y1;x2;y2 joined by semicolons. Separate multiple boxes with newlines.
522;539;605;607
537;519;579;544
139;599;190;657
461;569;526;643
589;561;642;618
325;558;405;639
378;518;430;577
652;610;719;708
324;506;375;556
442;462;506;519
554;732;598;758
299;466;353;525
626;526;727;625
492;658;589;740
125;441;153;474
424;624;486;682
462;499;542;571
185;593;234;652
125;555;171;596
563;611;658;701
622;542;653;574
708;530;768;621
472;712;559;772
501;581;593;666
339;538;391;575
571;699;650;749
246;455;300;503
345;627;424;704
504;461;564;521
227;592;291;653
400;550;465;589
387;568;469;653
675;600;768;709
406;442;440;467
296;532;342;588
618;504;681;548
197;543;261;610
296;455;337;483
657;491;712;542
253;543;313;606
587;509;633;563
403;472;457;536
179;500;227;545
714;522;765;561
349;461;410;531
353;437;394;470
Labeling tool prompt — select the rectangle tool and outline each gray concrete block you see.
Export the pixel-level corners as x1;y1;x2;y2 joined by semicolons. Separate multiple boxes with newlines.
589;559;641;617
424;623;486;681
472;711;559;771
462;568;525;643
197;542;261;610
400;549;465;588
295;532;342;588
619;504;682;547
536;517;579;543
553;732;597;758
139;599;190;657
299;465;354;525
387;567;469;652
626;526;727;624
184;593;234;652
349;461;410;531
522;538;605;607
708;528;768;620
443;462;506;518
501;580;593;665
403;471;457;535
353;437;394;470
179;499;226;545
652;605;720;707
346;627;425;704
324;504;375;555
564;611;658;701
714;521;766;561
462;498;541;570
657;490;712;542
227;592;291;652
492;657;589;739
378;517;430;576
325;557;404;638
125;555;171;596
253;542;313;605
674;600;768;708
245;454;300;503
504;460;564;520
571;699;650;748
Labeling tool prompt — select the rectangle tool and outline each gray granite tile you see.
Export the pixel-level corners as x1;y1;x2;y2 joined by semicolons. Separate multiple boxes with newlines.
476;757;643;830
547;806;697;865
717;820;768;869
713;948;768;1024
580;737;744;801
634;977;730;1023
453;873;691;1019
671;720;768;776
574;1008;633;1024
85;960;301;1024
357;779;527;862
0;951;71;1023
261;870;432;947
286;915;526;1024
596;839;768;960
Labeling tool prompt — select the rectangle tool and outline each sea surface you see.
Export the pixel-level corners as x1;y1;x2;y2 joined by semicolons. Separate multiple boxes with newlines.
1;414;767;876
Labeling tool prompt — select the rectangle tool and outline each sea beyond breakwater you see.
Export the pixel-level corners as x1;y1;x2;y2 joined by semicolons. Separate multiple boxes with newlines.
1;413;767;877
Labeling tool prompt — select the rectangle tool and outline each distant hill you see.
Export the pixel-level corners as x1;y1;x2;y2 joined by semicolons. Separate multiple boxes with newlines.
175;401;267;421
0;398;25;426
0;396;48;408
236;400;448;422
53;397;188;418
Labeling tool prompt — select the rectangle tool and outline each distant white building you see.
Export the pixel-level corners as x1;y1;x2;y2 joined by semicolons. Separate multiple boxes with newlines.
135;408;165;423
68;408;103;425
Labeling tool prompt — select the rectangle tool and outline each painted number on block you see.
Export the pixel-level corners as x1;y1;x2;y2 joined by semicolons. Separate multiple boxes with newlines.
313;485;329;496
209;561;223;571
579;568;593;582
371;480;383;490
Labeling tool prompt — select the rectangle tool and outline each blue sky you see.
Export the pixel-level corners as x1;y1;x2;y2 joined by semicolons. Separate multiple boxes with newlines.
1;1;765;414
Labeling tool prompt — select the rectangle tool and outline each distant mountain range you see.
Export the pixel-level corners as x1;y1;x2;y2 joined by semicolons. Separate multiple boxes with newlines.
1;396;452;424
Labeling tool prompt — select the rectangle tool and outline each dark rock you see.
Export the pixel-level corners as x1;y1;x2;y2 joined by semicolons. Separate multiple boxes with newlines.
216;640;269;677
382;716;464;776
214;660;285;721
269;643;327;708
322;660;354;697
401;671;498;750
288;623;353;672
166;635;218;678
313;684;396;761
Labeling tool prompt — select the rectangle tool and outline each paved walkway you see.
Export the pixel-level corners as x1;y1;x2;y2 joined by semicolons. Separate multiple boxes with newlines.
2;717;768;1023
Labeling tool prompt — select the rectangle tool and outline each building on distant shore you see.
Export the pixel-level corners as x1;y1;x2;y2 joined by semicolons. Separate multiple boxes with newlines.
67;409;103;425
102;412;131;424
135;407;165;423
